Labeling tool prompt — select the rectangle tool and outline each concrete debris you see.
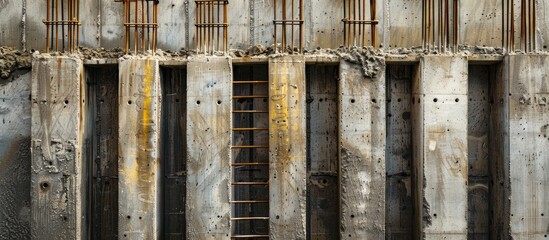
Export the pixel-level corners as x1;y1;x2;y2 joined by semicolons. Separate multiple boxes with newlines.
459;45;504;55
0;47;32;79
330;46;385;79
247;44;267;56
79;47;125;59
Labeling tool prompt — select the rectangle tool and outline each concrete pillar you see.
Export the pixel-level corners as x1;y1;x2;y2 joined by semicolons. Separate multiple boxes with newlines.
412;56;468;239
506;55;549;239
30;56;86;239
268;56;307;239
118;57;161;239
186;57;232;239
339;60;386;239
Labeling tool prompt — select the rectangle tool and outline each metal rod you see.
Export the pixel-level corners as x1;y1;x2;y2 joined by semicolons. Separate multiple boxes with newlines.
232;128;269;131
147;0;150;50
231;235;269;239
230;200;269;203
55;0;59;52
291;0;294;54
141;0;145;51
533;0;536;51
46;0;50;52
232;95;269;99
230;217;270;221
274;0;277;52
231;182;269;185
232;110;269;113
371;0;376;47
224;1;228;53
233;81;269;84
232;163;270;166
231;145;269;149
282;0;286;52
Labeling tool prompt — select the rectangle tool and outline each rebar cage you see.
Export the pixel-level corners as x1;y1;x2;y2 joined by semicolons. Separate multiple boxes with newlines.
422;0;458;52
43;0;80;53
273;0;304;54
195;0;229;55
342;0;378;48
122;0;158;54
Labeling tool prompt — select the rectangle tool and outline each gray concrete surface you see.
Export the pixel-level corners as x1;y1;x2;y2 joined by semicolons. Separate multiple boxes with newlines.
0;70;31;240
268;55;307;239
186;56;232;239
118;58;161;239
339;59;386;239
5;0;549;51
413;56;468;239
30;55;86;240
506;55;549;239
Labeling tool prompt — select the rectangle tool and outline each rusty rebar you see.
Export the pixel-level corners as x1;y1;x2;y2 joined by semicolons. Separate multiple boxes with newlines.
195;0;228;54
122;0;158;54
44;0;80;52
273;0;303;53
342;0;378;48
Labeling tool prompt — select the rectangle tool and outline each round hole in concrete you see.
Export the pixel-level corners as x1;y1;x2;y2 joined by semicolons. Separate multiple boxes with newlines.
196;100;201;105
351;214;355;218
64;100;69;105
350;99;355;103
128;100;132;105
127;215;131;219
217;100;222;105
433;98;438;102
40;182;50;190
455;98;459;102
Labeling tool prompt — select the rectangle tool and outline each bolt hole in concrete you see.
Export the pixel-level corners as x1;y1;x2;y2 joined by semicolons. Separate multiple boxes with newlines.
127;215;131;219
64;99;69;104
455;98;459;102
351;99;355;103
63;216;68;221
372;99;377;103
128;100;132;105
434;98;438;102
217;100;221;104
196;100;201;105
40;182;49;189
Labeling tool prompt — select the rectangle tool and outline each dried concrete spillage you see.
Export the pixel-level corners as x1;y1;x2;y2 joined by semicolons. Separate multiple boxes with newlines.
0;47;31;79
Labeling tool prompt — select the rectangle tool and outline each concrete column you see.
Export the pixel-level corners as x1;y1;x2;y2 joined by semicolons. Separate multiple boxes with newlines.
506;55;549;239
269;56;306;239
339;60;386;239
118;57;161;239
186;57;232;239
412;56;468;239
30;56;86;239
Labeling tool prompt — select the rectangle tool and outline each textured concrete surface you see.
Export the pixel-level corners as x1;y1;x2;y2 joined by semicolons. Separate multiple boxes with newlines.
413;56;468;239
5;0;547;50
506;55;549;239
118;58;161;239
269;55;307;239
0;70;31;240
339;59;386;239
186;56;232;239
30;56;85;240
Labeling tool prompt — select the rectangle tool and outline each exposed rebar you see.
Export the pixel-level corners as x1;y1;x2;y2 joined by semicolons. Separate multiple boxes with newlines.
342;0;378;48
122;0;158;54
274;0;303;53
195;0;228;55
43;0;80;53
422;0;457;52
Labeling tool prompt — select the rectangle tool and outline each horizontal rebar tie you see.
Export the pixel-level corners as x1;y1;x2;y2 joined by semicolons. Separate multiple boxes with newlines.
44;0;80;53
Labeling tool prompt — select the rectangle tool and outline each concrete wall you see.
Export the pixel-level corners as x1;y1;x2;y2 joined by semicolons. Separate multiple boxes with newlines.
4;0;549;50
0;70;31;240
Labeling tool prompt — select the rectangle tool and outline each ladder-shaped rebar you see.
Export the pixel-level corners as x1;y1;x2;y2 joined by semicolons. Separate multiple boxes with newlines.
342;0;378;48
43;0;80;53
231;78;270;239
